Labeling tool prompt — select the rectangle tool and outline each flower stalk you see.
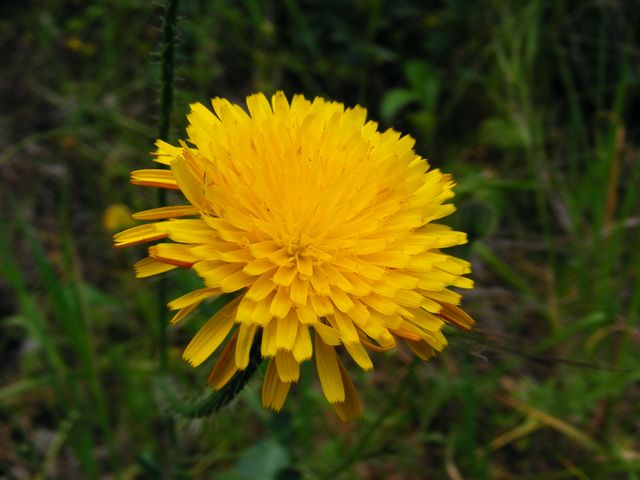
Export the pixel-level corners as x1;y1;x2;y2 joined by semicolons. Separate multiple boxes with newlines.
157;0;178;372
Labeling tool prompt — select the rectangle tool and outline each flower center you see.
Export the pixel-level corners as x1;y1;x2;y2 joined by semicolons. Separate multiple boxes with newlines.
284;233;314;256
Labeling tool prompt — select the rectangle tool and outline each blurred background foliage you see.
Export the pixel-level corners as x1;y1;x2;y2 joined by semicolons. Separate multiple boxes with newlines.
1;0;639;478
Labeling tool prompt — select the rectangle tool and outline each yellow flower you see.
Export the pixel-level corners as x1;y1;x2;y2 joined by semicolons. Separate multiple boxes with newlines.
114;92;474;421
103;203;135;232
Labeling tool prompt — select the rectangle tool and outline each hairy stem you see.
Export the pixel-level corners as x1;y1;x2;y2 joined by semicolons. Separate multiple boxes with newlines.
157;0;178;372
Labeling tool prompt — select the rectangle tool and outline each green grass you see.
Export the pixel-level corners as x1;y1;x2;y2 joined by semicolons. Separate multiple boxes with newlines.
1;1;639;478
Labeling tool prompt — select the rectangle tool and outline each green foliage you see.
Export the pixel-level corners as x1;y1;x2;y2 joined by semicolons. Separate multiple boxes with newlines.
380;61;441;145
1;0;639;478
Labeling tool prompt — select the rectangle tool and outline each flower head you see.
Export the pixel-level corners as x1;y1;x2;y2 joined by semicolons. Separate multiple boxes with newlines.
115;92;474;421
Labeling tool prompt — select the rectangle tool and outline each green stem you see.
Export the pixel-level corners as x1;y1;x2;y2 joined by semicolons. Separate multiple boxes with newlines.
155;1;178;475
157;0;178;373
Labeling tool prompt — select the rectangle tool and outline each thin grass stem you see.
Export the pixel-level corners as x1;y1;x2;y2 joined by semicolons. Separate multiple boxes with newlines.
155;0;179;474
157;0;178;374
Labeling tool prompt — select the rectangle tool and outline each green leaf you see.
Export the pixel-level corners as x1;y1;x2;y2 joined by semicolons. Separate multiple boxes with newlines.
379;88;418;122
478;116;527;150
408;111;438;137
234;440;290;480
405;61;440;110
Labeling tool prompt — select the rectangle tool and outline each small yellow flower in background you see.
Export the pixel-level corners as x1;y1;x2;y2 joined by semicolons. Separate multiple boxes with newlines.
104;203;135;232
59;135;77;150
114;92;474;421
65;36;97;56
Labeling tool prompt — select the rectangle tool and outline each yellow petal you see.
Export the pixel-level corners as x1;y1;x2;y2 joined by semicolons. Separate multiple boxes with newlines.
344;342;373;370
236;296;259;324
329;286;354;313
271;91;290;116
183;302;237;367
393;289;424;307
390;326;422;342
358;251;411;268
421;288;462;305
420;297;442;313
438;302;475;331
261;318;278;357
243;258;276;276
202;216;246;242
274;350;300;383
320;264;353;291
360;293;399;315
168;287;219;310
309;294;334;317
198;263;253;292
133;257;177;277
333;255;384;280
357;318;395;349
132;205;199;220
245;272;277;301
164;219;214;244
114;224;168;248
330;311;359;344
251;297;273;326
295;303;316;324
290;275;309;305
296;254;313;277
149;243;198;267
186;103;221;153
268;248;293;267
454;276;474;289
276;311;298;351
217;248;254;263
270;286;293;319
170;302;198;326
433;253;472;275
382;270;419;290
153;140;182;165
235;323;258;370
344;300;370;326
408;309;445;332
273;265;297;286
207;332;239;390
154;139;183;165
314;335;344;403
246;92;273;121
405;338;437;360
309;271;331;296
332;362;362;422
360;337;395;352
248;241;280;258
292;324;312;362
312;322;342;346
261;358;291;411
341;272;373;296
400;319;448;350
171;156;208;211
130;169;179;189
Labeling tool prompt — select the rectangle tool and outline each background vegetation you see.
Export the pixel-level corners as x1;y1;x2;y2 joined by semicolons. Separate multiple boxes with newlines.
1;0;639;478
